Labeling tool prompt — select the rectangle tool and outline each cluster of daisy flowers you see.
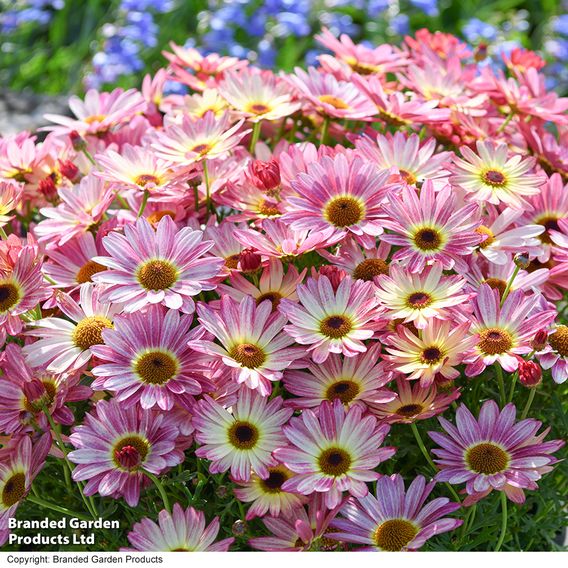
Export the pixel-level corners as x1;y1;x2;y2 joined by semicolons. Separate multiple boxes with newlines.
0;27;566;553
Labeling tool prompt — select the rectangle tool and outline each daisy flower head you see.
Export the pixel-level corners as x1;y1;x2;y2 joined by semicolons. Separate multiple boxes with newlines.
151;111;248;166
381;180;482;273
284;67;377;120
329;474;462;551
92;215;224;314
283;153;390;248
430;400;565;504
217;258;305;311
91;305;208;411
464;284;556;377
44;88;146;137
188;295;303;395
367;376;460;424
68;399;183;507
23;283;123;374
280;275;382;364
0;343;91;435
375;261;470;329
218;69;300;123
94;144;183;199
0;181;23;227
123;504;234;552
0;246;51;346
192;389;292;481
450;140;547;210
34;174;115;247
384;320;477;386
354;132;450;187
233;464;308;520
282;344;395;410
0;434;51;546
538;324;568;384
274;399;395;509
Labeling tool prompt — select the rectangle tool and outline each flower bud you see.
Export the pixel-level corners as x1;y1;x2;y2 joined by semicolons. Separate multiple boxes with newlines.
319;265;347;292
247;158;280;192
38;177;58;203
69;130;87;152
474;42;488;62
58;159;79;182
239;248;262;273
232;519;247;537
23;379;50;412
531;329;548;352
514;252;530;269
518;360;542;388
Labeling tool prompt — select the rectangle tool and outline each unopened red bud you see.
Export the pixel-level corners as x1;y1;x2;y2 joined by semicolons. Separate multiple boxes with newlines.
531;329;548;352
69;130;87;152
319;265;347;292
248;158;281;192
38;176;58;202
239;248;262;272
58;159;79;182
23;378;47;404
518;360;542;388
474;43;488;62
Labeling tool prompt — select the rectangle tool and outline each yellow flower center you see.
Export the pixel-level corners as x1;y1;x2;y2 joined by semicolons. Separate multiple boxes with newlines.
466;442;509;474
482;169;507;187
134;351;179;385
325;196;364;228
406;291;433;309
320;315;353;339
247;102;271;115
228;421;259;450
112;435;150;471
477;327;513;355
353;258;389;281
2;472;26;508
259;466;292;494
373;519;418;551
476;225;495;249
229;343;266;369
134;174;161;188
257;200;281;217
535;215;560;244
73;316;112;350
137;259;178;291
318;447;351;477
76;260;107;284
256;291;283;311
325;380;360;404
548;325;568;357
318;95;349;109
146;210;175;225
0;281;21;313
191;143;211;156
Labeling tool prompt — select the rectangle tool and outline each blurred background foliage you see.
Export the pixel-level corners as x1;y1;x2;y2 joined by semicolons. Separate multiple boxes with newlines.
1;0;567;96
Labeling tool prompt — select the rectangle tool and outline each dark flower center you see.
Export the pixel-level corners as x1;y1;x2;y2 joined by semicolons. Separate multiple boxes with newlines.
228;421;259;450
320;315;353;339
113;436;150;471
256;291;283;311
318;447;351;477
395;403;424;417
248;103;270;114
134;174;161;188
353;258;389;281
2;472;26;507
482;170;507;187
413;227;443;251
325;196;364;228
259;467;290;494
0;282;21;313
407;291;432;308
420;346;443;364
548;325;568;357
76;260;107;284
484;278;507;297
325;380;360;404
478;327;513;355
229;343;266;369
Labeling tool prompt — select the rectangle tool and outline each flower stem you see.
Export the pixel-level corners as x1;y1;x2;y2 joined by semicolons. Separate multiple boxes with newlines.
507;372;518;403
202;160;215;220
0;226;8;240
43;409;98;519
320;115;330;146
27;495;93;522
249;121;262;154
521;388;537;419
500;265;520;306
144;471;171;513
411;423;461;504
137;189;150;218
494;492;508;551
494;363;506;407
497;110;515;134
81;147;97;166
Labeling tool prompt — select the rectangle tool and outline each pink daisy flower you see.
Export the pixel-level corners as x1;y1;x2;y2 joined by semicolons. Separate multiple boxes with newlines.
34;175;115;247
0;343;91;435
450;140;546;210
430;400;564;504
43;87;146;137
375;261;470;329
23;283;123;374
328;474;462;551
280;275;381;364
68;399;184;507
283;153;390;248
192;389;292;481
275;399;395;508
122;504;234;552
0;181;23;228
92;215;224;314
233;464;308;520
91;305;208;411
285;67;376;120
188;295;303;395
537;324;568;384
0;245;51;346
384;320;476;386
367;376;460;424
381;180;482;273
0;434;51;546
463;284;556;377
282;344;395;409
